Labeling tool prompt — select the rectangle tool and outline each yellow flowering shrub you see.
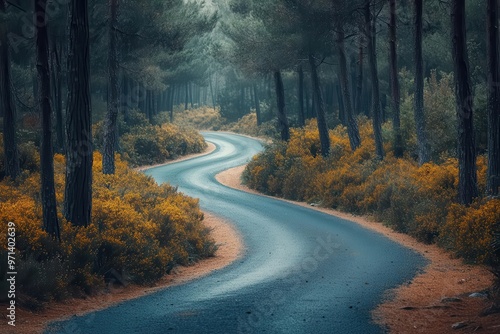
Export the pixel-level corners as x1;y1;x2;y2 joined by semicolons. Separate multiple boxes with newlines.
93;109;206;167
442;199;500;264
244;116;495;262
0;150;216;306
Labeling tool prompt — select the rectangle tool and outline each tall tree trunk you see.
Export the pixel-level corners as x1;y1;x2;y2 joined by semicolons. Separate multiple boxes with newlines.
309;54;330;157
0;0;20;180
414;0;429;164
337;26;361;151
273;70;290;141
389;0;403;158
64;0;93;227
36;0;60;238
253;83;262;126
451;0;478;205
297;65;305;127
51;39;65;153
487;0;500;196
355;34;364;115
305;80;311;118
170;84;175;122
102;0;119;175
365;1;385;159
184;82;189;110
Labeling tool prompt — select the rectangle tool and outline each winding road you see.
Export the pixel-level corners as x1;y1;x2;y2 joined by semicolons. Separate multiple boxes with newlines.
47;132;426;334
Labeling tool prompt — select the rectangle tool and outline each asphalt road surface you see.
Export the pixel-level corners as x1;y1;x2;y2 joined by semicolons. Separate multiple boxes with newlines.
47;132;426;334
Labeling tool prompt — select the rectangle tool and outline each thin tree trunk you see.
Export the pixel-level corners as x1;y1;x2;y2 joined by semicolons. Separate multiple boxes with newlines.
102;0;119;175
451;0;478;205
184;82;189;110
0;0;20;180
253;83;262;126
365;1;385;160
273;70;290;141
36;0;60;238
170;84;175;122
337;27;361;151
355;34;364;115
298;65;305;127
64;0;93;227
414;0;429;164
309;54;330;157
389;0;403;158
487;0;500;196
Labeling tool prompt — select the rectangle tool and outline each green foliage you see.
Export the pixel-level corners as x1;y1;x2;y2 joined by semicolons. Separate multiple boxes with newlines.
400;70;457;161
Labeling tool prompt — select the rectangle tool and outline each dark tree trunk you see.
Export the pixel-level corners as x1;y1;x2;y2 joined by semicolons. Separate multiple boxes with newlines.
253;83;262;126
64;0;93;227
51;39;65;153
0;0;20;180
337;82;345;125
305;80;311;119
36;0;60;238
184;82;189;110
273;71;290;141
297;65;305;127
414;0;430;164
487;0;500;196
364;1;385;160
451;0;478;205
337;27;361;151
355;34;364;115
170;84;175;122
389;0;403;158
309;54;330;157
102;0;119;175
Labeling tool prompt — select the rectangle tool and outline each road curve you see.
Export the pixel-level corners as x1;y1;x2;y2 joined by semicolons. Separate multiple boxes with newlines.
47;132;426;334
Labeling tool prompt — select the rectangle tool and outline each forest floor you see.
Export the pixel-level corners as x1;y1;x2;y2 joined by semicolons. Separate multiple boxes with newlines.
217;165;500;334
0;142;244;334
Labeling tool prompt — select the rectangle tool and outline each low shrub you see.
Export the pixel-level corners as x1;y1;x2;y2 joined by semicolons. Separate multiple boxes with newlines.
0;151;216;308
244;117;494;263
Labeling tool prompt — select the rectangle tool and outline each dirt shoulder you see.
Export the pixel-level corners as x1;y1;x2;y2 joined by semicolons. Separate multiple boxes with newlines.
0;142;243;334
216;165;500;334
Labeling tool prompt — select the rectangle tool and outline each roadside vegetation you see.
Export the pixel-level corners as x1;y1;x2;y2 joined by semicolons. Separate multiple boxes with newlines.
242;72;500;277
0;133;215;309
94;109;206;167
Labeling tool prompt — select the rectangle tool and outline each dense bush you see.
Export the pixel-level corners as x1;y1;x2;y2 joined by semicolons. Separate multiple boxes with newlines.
0;152;216;307
173;106;226;130
243;118;495;264
93;109;206;167
221;113;277;138
173;107;277;138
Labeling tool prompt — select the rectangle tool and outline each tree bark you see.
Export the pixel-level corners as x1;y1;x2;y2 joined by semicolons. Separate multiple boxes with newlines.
451;0;478;205
253;83;262;126
0;0;20;180
273;71;290;141
414;0;430;164
52;39;65;154
64;0;93;227
487;0;500;196
102;0;119;175
389;0;403;158
36;0;60;239
337;27;361;151
297;65;305;127
355;34;364;115
364;1;385;159
309;54;330;157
